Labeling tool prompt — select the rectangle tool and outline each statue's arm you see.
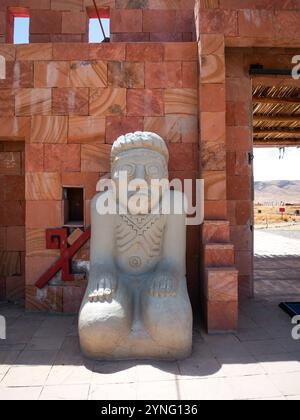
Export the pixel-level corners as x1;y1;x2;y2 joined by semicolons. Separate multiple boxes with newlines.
149;191;186;298
89;192;117;277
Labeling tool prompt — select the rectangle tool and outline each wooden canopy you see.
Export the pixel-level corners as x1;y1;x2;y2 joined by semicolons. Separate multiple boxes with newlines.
253;86;300;147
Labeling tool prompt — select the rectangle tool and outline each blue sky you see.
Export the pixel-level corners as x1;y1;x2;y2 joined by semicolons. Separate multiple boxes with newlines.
13;17;110;44
254;147;300;181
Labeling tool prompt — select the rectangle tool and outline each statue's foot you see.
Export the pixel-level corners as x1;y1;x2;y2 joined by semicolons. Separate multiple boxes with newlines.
149;271;177;298
88;273;117;303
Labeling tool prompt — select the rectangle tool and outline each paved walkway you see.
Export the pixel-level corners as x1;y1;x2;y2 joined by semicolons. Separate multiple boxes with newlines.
254;229;300;298
0;297;299;400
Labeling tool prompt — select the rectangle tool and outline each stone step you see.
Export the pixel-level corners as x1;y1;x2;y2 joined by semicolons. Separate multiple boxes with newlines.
204;243;235;267
202;220;230;244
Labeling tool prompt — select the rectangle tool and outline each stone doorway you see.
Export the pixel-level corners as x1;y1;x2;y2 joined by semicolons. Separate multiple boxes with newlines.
0;141;25;304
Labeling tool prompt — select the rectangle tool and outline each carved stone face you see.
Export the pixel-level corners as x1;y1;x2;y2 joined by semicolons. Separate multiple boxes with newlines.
111;149;168;214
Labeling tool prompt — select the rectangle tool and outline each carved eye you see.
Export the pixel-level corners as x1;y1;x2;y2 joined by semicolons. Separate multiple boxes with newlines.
117;164;135;177
146;164;160;178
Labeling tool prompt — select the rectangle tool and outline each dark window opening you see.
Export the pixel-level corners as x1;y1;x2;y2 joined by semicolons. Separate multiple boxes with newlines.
63;187;84;227
87;7;110;43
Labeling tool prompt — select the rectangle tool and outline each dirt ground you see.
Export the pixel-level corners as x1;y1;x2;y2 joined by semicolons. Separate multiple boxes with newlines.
254;205;300;227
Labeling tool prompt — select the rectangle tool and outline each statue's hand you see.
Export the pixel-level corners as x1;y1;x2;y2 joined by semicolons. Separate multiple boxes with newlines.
88;273;117;303
149;271;177;298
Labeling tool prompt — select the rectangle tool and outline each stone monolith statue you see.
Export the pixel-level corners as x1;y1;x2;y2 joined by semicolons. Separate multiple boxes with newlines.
79;132;193;360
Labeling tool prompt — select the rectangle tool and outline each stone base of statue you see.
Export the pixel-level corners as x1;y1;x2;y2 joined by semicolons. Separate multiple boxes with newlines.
78;132;193;361
79;272;193;361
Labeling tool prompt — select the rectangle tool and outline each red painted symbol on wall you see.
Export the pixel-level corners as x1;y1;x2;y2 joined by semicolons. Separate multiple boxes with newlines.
35;227;91;289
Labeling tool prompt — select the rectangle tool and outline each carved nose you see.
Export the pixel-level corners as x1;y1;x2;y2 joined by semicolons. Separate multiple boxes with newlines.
135;165;145;179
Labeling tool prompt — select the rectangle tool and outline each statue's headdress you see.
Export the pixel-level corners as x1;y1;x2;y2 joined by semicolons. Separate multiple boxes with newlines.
111;132;169;164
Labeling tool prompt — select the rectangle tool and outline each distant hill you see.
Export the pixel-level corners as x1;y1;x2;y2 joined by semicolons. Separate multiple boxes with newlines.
255;180;300;204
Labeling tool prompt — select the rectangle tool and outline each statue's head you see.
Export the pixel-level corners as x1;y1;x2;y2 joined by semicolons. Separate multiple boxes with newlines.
111;132;169;213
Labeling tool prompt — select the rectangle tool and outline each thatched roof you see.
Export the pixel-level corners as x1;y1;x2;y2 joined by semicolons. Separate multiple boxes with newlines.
253;85;300;147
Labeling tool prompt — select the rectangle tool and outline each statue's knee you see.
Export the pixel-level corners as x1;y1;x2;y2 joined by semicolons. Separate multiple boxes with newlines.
141;292;193;351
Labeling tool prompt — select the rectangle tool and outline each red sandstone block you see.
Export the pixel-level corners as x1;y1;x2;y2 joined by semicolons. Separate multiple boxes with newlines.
164;89;198;116
6;276;25;302
63;285;86;314
62;11;86;33
30;10;62;34
230;225;252;252
175;9;195;33
106;116;144;144
53;43;89;60
202;171;226;201
204;200;227;220
226;78;251;102
201;54;225;84
16;44;52;61
227;126;251;151
34;61;70;88
68;116;105;143
202;220;230;244
226;101;250;126
111;9;142;33
31;116;68;144
52;88;89;115
0;227;6;250
145;62;182;89
227;175;251;201
235;251;252;277
182;62;197;89
26;201;62;229
1;175;25;201
44;144;81;172
144;115;198;144
81;144;111;173
164;43;198;61
205;268;238;302
0;89;15;116
26;285;63;312
112;33;150;42
201;112;226;143
26;172;62;201
51;0;83;11
0;62;33;89
235;200;252;226
15;89;52;116
127;89;164;117
238;10;274;38
26;228;60;258
200;84;225;112
6;226;25;252
274;11;300;40
25;144;44;172
0;201;25;227
200;9;237;36
204;243;235;268
108;62;144;89
90;88;126;116
0;117;30;141
0;45;16;61
150;33;183;42
143;10;176;33
126;43;164;62
61;172;100;200
0;152;21;176
89;43;126;61
70;61;107;88
207;301;238;333
200;34;224;55
169;144;198;171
